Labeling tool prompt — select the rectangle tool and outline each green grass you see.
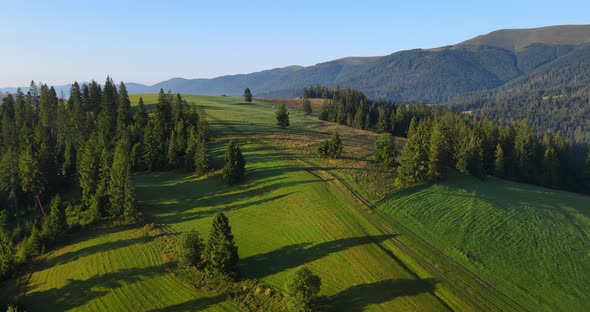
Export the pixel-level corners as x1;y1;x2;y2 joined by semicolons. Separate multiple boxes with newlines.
9;93;589;311
16;224;236;311
377;173;590;311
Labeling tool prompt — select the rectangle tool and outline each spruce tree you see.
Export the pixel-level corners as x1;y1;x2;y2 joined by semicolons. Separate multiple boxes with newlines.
396;118;430;185
494;144;505;178
108;136;138;222
243;88;252;102
276;104;290;128
116;82;132;133
0;221;15;279
376;107;390;133
223;141;246;184
302;97;312;114
41;195;67;244
134;97;148;128
427;121;448;180
204;212;239;276
583;150;590;193
373;133;397;167
77;135;100;207
194;136;208;175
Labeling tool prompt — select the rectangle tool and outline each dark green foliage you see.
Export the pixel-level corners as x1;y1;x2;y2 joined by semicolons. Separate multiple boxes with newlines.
41;195;67;244
584;151;590;193
108;136;138;222
428;120;449;180
243;88;252;102
134;97;148;128
177;229;204;268
373;133;397;167
204;212;239;276
302;97;312;114
0;221;15;279
396;119;430;185
223;141;246;184
317;132;343;159
21;225;41;260
276;104;290;128
284;266;322;312
494;144;505;178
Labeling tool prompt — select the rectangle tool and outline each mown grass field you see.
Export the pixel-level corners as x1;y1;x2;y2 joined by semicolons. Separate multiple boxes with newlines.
13;224;236;311
376;173;590;311
7;93;589;311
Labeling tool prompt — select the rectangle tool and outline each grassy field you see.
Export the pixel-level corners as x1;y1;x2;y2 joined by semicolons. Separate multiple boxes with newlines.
12;224;236;311
376;173;590;311
7;93;589;311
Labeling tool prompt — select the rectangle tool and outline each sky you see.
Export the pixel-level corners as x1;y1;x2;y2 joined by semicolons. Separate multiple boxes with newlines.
0;0;588;87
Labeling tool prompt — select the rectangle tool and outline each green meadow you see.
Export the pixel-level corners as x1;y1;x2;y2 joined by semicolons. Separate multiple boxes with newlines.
7;94;590;311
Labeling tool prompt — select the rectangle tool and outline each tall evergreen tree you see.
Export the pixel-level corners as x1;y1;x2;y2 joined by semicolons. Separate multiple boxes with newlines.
116;82;132;134
396;118;430;185
374;133;397;167
223;141;246;184
276;104;290;128
0;220;15;279
376;107;390;133
302;97;312;114
204;212;239;276
134;97;148;128
243;88;252;102
108;136;138;221
494;144;505;178
428;120;449;180
583;150;590;193
41;195;67;244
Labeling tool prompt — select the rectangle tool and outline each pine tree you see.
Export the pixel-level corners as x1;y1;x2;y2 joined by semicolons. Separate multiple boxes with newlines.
116;82;132;134
243;88;253;102
41;195;67;244
204;212;239;276
167;131;179;168
108;136;138;222
194;135;208;175
0;221;15;279
302;97;312;114
134;97;148;128
427;121;448;180
376;107;390;133
373;133;397;167
494;144;505;178
223;141;246;184
276;104;290;128
396;118;430;185
77;135;100;207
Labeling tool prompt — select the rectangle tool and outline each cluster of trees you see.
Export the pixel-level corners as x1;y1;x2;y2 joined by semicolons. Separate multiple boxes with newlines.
0;78;209;279
316;87;434;137
177;212;239;277
451;84;590;143
309;86;590;194
284;266;322;311
317;132;343;159
395;113;590;194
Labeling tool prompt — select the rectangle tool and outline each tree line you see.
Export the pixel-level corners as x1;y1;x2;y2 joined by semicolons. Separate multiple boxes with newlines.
311;86;590;194
0;78;209;279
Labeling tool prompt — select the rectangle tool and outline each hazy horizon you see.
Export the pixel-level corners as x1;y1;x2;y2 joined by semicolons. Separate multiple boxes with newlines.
1;0;588;88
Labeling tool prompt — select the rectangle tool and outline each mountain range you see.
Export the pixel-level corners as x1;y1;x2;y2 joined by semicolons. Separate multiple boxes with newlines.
3;24;590;103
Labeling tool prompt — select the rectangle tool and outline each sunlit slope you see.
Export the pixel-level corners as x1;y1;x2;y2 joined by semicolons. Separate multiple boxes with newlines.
377;174;590;310
19;225;236;311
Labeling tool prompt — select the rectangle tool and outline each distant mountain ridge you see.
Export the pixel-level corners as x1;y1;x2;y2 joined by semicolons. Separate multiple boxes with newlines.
3;25;590;103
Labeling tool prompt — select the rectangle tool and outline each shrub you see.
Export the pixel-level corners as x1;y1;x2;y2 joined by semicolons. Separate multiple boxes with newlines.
177;229;205;268
284;266;321;311
317;132;343;159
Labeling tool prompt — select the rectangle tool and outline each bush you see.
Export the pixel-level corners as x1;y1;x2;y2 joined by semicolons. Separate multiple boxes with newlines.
284;266;321;311
177;229;204;268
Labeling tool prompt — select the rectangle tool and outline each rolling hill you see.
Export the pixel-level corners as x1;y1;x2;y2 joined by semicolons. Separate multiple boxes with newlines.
3;25;590;104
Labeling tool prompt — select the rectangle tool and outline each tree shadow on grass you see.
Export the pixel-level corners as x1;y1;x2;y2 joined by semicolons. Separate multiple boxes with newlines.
30;226;162;274
325;278;439;311
240;235;396;279
23;265;167;311
146;294;229;312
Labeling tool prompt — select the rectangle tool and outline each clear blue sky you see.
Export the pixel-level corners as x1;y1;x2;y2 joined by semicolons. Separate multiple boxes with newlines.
1;0;588;87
